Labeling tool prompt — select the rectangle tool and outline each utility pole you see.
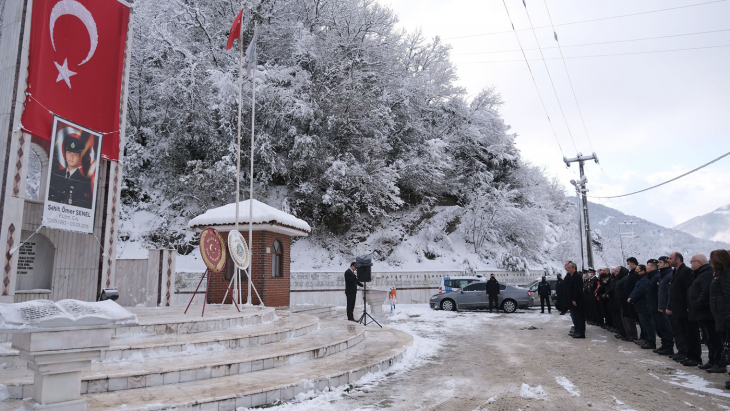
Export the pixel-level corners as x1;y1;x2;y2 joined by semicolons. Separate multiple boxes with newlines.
565;152;599;270
570;178;587;271
618;221;638;264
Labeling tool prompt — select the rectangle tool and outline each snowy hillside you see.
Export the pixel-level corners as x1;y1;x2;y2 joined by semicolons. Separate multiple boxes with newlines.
579;199;730;268
674;203;730;243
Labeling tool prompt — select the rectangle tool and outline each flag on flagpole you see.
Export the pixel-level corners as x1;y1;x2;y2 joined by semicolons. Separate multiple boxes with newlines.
226;8;244;50
244;24;259;76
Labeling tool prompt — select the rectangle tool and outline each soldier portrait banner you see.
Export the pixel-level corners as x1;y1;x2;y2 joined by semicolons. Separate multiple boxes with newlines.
42;115;103;234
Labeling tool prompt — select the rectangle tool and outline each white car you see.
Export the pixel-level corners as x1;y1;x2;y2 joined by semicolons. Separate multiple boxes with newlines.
438;275;485;293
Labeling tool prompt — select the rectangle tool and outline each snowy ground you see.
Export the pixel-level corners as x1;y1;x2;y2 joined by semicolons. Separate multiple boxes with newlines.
240;305;730;411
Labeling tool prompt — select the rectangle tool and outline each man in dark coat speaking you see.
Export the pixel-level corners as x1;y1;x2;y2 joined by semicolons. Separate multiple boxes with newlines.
344;262;364;321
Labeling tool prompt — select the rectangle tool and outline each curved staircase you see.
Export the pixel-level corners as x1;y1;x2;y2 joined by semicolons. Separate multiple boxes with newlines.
0;305;412;410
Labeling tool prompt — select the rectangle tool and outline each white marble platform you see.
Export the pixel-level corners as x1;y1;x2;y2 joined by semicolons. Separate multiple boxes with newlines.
0;319;364;398
0;305;413;410
82;327;412;411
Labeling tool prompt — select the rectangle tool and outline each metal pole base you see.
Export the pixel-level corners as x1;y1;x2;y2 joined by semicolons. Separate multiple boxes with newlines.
357;283;382;328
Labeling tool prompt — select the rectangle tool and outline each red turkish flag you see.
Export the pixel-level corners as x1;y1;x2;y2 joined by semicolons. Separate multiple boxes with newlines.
226;8;244;51
21;0;130;161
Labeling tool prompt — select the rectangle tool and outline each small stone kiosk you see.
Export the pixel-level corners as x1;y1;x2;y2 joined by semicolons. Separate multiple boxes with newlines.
187;200;310;307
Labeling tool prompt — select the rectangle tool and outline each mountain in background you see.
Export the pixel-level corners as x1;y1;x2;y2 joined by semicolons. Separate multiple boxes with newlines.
574;199;730;268
674;204;730;243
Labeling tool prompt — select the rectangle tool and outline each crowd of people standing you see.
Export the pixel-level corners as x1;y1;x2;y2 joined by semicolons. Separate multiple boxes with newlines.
553;250;730;389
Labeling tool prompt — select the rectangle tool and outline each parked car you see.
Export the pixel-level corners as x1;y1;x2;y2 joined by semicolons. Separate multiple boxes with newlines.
525;277;559;306
429;282;533;313
437;275;485;294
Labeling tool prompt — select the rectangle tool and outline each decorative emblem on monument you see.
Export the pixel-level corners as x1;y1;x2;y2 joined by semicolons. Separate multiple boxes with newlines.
227;229;249;270
200;226;226;273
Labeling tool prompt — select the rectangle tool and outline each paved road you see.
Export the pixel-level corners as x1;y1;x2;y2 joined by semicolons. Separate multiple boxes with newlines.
275;305;730;411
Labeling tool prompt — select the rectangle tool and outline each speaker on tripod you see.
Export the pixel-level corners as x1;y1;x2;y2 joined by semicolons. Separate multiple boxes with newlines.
355;254;381;328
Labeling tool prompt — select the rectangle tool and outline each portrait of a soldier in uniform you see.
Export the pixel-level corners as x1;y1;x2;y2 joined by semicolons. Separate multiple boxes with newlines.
46;118;102;210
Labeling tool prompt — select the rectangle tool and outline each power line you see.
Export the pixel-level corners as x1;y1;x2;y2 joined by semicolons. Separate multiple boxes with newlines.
451;27;730;56
458;43;730;63
499;0;566;156
446;0;728;40
520;0;579;153
588;151;730;199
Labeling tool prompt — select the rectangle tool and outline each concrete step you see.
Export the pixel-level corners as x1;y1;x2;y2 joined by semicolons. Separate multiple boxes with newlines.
115;305;276;338
80;327;413;411
286;305;337;319
0;319;365;399
0;312;317;370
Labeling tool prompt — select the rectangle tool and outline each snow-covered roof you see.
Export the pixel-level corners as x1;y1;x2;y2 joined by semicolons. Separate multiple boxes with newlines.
187;199;311;236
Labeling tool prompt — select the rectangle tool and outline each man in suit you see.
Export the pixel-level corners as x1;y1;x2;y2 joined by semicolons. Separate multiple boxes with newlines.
344;262;363;321
667;251;699;365
568;261;586;338
48;134;93;209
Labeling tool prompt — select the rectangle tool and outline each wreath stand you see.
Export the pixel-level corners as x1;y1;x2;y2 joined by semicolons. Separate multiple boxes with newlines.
184;266;241;317
222;267;265;307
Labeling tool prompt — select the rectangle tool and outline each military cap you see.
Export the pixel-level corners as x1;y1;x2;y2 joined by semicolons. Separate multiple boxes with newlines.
64;135;83;154
658;256;669;262
647;259;659;265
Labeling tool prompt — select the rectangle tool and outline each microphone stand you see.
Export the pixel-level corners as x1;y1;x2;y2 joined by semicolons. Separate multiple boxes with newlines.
357;281;382;328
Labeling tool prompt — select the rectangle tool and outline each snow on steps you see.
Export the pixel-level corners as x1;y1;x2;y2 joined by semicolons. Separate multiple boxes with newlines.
0;319;364;399
0;311;317;371
286;305;337;319
81;328;411;411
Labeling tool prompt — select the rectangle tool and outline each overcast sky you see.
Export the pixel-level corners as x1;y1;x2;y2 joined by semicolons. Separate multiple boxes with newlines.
380;0;730;228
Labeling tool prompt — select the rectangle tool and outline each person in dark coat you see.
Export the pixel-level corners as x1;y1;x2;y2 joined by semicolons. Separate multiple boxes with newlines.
537;276;552;313
486;274;501;312
564;262;576;335
708;249;730;388
629;264;656;349
597;271;612;329
667;251;698;365
688;254;721;370
609;266;629;339
568;262;586;338
344;262;364;321
655;256;675;355
556;274;567;315
622;258;641;342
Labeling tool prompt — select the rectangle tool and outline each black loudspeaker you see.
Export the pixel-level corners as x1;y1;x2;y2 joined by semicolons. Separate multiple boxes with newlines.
356;265;371;282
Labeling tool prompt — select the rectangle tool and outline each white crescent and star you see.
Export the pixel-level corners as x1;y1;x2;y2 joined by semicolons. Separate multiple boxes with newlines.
49;0;98;89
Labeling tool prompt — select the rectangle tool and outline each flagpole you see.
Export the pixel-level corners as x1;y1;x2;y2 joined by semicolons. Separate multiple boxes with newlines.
235;6;245;306
248;21;257;306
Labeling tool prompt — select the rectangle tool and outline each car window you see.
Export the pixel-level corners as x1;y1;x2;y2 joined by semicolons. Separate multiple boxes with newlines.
447;279;473;289
463;282;486;291
499;284;507;291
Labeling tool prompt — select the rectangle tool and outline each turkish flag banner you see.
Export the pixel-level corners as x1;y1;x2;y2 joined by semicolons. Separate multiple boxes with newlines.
21;0;130;161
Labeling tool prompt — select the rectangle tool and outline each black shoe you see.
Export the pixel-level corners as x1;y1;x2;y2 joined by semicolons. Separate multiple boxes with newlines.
699;362;714;370
570;326;575;333
559;312;566;315
682;359;702;367
614;334;623;339
652;348;661;353
725;380;730;390
656;348;674;356
641;343;656;350
706;364;727;373
620;337;632;341
673;354;687;363
572;334;586;339
541;311;545;313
